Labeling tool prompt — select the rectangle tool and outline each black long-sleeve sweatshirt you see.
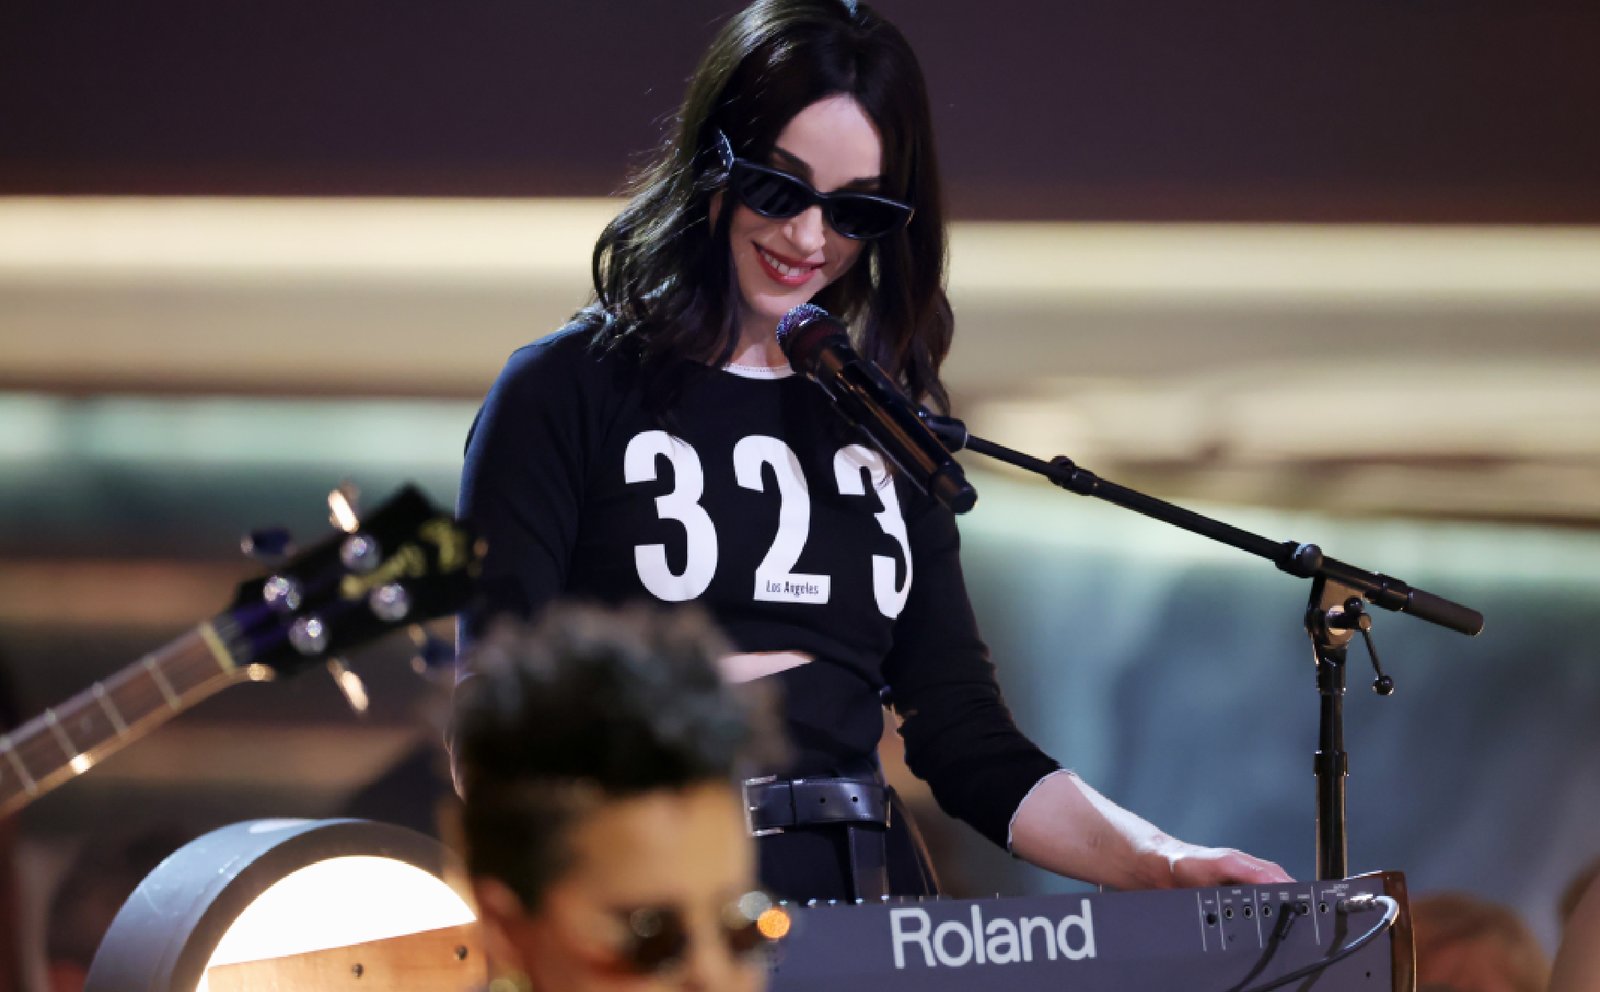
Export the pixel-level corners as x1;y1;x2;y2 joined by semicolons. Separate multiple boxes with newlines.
459;323;1059;848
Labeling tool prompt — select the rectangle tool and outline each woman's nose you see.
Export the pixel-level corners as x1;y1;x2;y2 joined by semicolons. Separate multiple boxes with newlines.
783;205;827;255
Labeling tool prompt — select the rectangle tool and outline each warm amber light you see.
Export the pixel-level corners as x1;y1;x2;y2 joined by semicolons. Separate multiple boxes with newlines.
757;906;792;941
198;854;475;991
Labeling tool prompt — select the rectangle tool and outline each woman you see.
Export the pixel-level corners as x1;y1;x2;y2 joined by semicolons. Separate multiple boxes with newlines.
461;0;1288;900
455;603;784;992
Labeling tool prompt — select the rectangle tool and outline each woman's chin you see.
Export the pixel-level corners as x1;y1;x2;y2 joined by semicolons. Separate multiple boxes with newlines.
750;289;823;328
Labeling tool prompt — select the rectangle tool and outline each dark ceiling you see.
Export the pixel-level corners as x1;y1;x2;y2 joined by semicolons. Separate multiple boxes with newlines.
2;1;1597;221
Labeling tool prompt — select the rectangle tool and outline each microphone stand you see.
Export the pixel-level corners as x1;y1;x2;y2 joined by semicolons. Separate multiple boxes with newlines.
920;413;1484;881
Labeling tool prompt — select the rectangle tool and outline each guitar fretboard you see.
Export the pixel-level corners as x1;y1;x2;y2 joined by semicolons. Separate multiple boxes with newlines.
0;621;242;817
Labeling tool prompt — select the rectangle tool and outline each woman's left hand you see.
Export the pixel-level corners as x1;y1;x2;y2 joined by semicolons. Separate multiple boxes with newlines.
1161;841;1292;888
1010;770;1294;889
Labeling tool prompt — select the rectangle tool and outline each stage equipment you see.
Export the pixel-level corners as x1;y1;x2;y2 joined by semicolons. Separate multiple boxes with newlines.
917;409;1482;882
766;871;1411;992
776;304;977;513
0;484;480;818
774;299;1481;879
84;817;478;992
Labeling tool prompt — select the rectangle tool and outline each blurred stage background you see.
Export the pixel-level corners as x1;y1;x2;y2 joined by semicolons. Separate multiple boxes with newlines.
2;2;1598;989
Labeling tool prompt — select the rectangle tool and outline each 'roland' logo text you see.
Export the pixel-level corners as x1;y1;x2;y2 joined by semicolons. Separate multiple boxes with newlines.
889;900;1097;969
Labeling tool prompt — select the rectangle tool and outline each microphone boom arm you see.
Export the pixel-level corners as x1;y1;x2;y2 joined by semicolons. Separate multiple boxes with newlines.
918;412;1481;635
918;409;1484;882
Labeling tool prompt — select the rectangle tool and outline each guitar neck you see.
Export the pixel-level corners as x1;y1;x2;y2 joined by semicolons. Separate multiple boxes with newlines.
0;619;249;818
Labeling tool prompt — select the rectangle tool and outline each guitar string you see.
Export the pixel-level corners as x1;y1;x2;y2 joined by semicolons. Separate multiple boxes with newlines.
8;636;210;782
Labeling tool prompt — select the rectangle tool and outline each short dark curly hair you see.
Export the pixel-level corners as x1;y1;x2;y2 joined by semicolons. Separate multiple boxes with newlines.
452;601;783;911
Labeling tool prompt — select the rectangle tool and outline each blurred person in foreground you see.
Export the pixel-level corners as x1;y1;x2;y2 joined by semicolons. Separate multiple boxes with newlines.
451;602;786;992
1550;867;1600;992
1557;853;1600;933
1410;891;1548;992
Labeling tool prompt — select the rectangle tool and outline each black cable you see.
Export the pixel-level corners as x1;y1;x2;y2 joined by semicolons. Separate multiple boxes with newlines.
1232;894;1399;992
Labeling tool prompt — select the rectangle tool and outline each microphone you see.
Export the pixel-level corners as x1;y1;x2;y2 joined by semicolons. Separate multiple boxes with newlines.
775;304;977;514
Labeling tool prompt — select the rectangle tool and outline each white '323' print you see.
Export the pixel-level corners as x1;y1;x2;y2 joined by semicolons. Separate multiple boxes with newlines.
623;431;911;618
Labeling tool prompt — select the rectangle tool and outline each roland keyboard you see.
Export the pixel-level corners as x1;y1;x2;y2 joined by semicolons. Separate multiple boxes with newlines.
767;870;1413;991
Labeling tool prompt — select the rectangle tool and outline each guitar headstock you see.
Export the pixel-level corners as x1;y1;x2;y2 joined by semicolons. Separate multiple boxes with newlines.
222;485;481;677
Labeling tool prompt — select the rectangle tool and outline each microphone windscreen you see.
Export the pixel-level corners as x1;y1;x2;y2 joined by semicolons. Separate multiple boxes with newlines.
775;303;843;374
775;303;830;346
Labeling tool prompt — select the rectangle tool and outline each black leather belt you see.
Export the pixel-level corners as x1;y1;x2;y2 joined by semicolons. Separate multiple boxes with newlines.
742;775;891;836
744;773;893;901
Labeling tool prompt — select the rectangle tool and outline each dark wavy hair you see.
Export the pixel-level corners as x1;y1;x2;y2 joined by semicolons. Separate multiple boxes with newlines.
452;602;784;911
586;0;954;411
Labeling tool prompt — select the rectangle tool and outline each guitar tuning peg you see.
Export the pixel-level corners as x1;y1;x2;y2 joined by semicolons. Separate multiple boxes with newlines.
263;575;304;613
408;625;456;676
326;658;370;715
328;481;362;534
241;527;294;561
288;615;328;654
340;533;382;574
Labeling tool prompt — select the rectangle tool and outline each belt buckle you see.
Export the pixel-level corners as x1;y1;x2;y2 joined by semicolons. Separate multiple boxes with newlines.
742;774;786;837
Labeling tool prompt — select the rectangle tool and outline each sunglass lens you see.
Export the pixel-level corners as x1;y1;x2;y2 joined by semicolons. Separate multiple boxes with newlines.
734;167;811;219
723;890;781;958
829;197;907;240
724;917;767;957
624;907;688;974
